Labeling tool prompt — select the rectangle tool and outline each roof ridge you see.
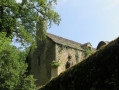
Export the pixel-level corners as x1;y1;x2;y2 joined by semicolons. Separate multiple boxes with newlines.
47;33;83;50
47;33;83;45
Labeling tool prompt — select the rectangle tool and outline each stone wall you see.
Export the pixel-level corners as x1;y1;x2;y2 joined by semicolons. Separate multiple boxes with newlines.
55;44;84;75
29;37;88;87
29;38;55;86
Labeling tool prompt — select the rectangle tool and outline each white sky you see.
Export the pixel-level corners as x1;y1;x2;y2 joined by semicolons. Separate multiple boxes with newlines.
16;0;22;3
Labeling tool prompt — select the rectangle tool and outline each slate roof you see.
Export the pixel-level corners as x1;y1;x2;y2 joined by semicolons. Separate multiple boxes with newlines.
47;33;84;50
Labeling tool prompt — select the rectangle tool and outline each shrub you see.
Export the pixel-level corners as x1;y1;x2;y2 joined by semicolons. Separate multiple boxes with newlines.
51;61;60;68
22;75;36;90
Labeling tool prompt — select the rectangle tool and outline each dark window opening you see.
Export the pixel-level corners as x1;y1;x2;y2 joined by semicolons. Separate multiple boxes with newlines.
65;54;73;69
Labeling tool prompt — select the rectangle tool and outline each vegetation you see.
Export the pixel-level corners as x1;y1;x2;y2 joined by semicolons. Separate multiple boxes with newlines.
39;37;119;90
84;48;94;57
0;0;61;45
0;0;60;89
22;75;36;90
0;32;36;90
51;60;60;68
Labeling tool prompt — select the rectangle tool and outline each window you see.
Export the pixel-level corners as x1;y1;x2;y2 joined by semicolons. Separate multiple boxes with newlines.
65;54;73;69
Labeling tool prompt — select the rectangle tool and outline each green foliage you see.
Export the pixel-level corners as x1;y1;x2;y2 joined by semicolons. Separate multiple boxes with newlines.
0;32;36;90
22;75;36;90
51;60;60;68
0;0;61;45
84;48;93;57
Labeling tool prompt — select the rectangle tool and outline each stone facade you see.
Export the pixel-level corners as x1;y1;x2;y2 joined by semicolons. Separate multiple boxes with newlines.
28;33;93;87
29;38;55;86
55;44;84;76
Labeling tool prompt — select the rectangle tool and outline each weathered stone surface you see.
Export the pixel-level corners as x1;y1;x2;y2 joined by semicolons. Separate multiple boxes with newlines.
39;37;119;90
29;39;56;86
55;44;84;75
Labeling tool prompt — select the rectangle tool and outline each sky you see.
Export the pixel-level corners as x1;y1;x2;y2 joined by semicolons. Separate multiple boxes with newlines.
47;0;119;48
15;0;119;48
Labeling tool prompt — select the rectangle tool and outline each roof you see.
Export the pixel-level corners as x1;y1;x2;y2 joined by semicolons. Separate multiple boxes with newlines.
83;42;92;46
47;33;83;50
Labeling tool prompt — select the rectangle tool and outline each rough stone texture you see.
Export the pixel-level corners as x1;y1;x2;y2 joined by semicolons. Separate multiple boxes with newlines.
51;68;58;79
39;37;119;90
55;44;84;75
29;38;56;86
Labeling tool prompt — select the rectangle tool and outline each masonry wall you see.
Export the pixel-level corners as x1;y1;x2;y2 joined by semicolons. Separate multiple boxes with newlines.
29;38;56;87
55;44;84;75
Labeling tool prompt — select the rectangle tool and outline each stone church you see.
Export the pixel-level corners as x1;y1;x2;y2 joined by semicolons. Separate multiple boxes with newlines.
27;18;93;86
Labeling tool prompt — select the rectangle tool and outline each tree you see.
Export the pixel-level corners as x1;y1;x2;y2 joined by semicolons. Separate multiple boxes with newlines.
0;0;61;45
0;0;60;89
0;32;36;89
